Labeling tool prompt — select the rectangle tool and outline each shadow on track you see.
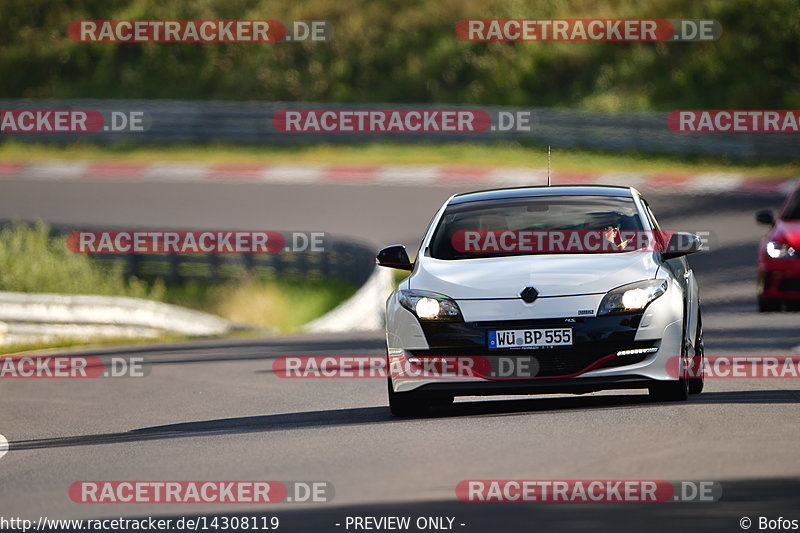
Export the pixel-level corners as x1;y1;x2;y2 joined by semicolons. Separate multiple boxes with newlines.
8;390;799;452
29;335;386;366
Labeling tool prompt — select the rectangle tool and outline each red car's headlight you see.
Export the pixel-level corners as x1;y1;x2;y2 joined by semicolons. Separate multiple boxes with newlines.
766;240;796;259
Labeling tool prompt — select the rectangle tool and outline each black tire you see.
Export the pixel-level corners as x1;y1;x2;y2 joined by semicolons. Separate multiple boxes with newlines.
688;312;704;395
758;297;782;312
431;394;455;407
387;377;430;417
649;378;689;402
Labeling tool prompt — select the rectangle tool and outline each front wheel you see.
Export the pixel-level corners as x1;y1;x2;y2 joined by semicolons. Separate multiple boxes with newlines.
649;378;689;402
388;378;430;417
758;297;782;312
688;311;704;395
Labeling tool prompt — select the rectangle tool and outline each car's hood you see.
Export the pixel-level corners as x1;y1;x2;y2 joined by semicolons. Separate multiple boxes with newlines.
771;220;800;248
411;253;660;299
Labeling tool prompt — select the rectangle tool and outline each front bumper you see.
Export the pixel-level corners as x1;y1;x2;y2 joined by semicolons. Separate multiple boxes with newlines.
388;309;683;394
398;375;663;398
415;314;655;376
758;261;800;300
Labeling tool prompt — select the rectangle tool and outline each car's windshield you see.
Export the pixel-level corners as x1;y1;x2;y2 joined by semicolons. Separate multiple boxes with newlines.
429;195;645;260
781;188;800;221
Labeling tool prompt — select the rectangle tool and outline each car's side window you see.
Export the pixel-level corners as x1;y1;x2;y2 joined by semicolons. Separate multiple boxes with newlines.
641;198;662;232
641;197;676;262
781;188;800;220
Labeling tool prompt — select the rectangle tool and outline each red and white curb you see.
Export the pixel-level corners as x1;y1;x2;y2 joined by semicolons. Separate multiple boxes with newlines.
0;160;796;194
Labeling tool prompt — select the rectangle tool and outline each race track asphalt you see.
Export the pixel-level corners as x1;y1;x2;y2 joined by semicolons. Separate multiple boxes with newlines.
0;177;798;532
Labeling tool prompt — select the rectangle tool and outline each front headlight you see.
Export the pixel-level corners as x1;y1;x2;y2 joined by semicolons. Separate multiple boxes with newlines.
766;241;796;259
597;279;668;315
398;290;462;321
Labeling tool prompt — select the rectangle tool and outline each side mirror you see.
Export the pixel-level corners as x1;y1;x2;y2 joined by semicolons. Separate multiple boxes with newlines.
377;245;413;271
662;232;702;260
756;209;775;225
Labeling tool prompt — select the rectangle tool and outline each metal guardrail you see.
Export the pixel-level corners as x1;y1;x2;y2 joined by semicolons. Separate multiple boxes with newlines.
91;241;376;287
13;222;377;288
1;99;798;160
0;222;383;343
0;290;233;337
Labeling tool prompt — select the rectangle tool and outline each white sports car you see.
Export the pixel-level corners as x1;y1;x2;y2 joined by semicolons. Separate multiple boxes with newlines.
378;185;704;416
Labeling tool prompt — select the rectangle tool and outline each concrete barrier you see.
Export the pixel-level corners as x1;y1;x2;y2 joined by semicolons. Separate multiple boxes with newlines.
303;266;394;333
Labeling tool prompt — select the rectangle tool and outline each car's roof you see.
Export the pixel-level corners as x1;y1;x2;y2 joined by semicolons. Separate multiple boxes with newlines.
449;185;635;205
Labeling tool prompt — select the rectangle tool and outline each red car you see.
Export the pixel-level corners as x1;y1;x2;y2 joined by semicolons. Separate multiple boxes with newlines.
756;182;800;311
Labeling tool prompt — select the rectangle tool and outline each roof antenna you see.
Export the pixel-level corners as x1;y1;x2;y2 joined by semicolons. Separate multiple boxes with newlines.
547;145;551;186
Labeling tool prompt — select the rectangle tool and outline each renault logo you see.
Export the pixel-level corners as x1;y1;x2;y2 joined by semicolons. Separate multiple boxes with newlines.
520;286;539;303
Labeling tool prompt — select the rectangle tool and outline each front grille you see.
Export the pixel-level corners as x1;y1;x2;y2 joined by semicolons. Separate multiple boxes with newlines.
408;341;656;379
407;349;602;378
414;313;650;378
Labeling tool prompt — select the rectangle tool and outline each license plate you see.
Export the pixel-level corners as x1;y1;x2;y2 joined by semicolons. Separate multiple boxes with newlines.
488;328;573;349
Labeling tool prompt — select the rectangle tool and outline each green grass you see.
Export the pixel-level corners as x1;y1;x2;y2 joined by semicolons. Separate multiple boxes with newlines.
1;140;798;178
162;279;355;332
0;222;356;334
0;221;161;298
2;0;796;111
